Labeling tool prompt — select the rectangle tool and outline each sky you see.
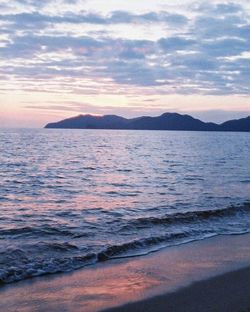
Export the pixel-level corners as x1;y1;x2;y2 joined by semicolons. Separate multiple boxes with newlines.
0;0;250;127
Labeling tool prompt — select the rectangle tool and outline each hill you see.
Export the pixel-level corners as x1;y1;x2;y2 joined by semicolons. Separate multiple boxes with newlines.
45;113;250;132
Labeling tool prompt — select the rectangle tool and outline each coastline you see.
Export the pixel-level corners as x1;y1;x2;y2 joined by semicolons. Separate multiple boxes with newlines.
102;265;250;312
1;233;250;312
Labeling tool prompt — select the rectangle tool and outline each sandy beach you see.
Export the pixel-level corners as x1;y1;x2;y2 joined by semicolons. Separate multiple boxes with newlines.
1;233;250;312
103;265;250;312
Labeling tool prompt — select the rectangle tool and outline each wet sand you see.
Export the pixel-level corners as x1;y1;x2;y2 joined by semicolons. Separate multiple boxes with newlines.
0;234;250;312
103;266;250;312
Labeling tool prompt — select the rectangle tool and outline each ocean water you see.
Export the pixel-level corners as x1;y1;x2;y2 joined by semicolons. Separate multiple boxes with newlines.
0;129;250;284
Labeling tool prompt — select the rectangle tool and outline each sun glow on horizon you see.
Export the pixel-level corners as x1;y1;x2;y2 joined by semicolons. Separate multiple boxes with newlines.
0;0;250;127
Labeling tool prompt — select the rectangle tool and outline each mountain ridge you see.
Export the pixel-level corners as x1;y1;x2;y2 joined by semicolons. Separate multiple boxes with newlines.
45;112;250;132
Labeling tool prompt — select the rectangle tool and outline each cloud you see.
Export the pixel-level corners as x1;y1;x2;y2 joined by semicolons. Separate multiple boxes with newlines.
8;0;80;9
194;15;247;39
0;34;105;58
119;49;145;60
199;38;250;58
0;0;250;98
109;11;188;26
158;37;196;52
0;10;189;30
198;2;243;15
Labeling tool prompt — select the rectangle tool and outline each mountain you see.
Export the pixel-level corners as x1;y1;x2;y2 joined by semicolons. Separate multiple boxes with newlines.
45;113;250;132
45;114;129;129
220;116;250;132
126;113;219;131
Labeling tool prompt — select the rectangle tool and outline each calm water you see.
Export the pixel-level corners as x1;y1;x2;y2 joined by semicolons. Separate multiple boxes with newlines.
0;129;250;284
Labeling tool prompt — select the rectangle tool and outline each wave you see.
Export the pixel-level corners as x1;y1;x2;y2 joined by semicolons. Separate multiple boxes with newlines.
97;232;189;261
1;230;249;285
0;232;189;284
124;202;250;229
0;225;75;237
0;248;96;284
0;202;249;285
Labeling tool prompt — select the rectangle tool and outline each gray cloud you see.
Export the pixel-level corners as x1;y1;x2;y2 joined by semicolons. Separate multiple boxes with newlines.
199;2;243;15
199;38;249;57
0;10;188;30
13;0;79;9
0;1;250;97
109;11;188;26
159;37;196;52
0;34;105;58
119;49;145;60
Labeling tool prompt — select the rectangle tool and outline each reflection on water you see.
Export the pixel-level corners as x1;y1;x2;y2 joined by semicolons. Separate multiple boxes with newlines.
0;129;250;283
1;234;250;312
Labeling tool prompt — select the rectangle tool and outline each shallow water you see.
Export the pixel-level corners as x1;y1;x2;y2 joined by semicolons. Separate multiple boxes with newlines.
0;129;250;283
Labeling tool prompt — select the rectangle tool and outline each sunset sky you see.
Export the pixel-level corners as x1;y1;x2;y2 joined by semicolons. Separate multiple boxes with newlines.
0;0;250;127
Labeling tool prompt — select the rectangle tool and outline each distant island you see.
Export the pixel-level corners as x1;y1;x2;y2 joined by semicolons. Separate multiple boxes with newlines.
45;112;250;132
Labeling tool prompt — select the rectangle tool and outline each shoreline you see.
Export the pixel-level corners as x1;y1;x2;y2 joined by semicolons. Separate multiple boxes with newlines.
1;233;250;312
102;265;250;312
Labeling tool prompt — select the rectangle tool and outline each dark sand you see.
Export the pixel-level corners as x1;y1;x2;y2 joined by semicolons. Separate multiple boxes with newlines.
0;234;250;312
103;266;250;312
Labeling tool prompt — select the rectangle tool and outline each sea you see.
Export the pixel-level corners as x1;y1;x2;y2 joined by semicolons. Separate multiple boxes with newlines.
0;129;250;284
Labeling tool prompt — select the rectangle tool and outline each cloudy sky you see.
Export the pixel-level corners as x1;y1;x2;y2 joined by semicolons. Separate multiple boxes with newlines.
0;0;250;127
